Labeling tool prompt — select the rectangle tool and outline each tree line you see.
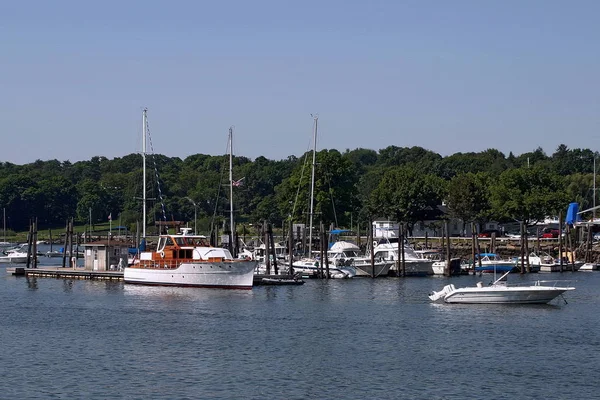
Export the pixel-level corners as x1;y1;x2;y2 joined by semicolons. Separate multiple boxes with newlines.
0;144;596;235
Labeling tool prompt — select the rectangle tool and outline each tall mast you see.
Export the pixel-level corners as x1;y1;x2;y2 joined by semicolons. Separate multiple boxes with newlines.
308;115;318;254
229;126;235;241
142;108;147;239
3;207;5;243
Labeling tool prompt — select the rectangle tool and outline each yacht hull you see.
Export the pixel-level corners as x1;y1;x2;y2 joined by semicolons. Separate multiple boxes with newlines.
124;260;256;289
444;286;573;304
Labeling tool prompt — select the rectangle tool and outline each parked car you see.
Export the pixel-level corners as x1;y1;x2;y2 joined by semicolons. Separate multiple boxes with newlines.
478;229;503;238
540;228;560;238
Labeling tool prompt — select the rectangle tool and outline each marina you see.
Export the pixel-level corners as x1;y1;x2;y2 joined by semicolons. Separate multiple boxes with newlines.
1;266;598;399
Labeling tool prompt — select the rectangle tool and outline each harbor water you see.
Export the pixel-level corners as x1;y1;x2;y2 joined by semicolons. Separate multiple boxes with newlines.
1;254;599;399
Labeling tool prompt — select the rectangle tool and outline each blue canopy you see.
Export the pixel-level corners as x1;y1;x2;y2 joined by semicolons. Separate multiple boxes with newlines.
565;203;580;225
329;229;353;235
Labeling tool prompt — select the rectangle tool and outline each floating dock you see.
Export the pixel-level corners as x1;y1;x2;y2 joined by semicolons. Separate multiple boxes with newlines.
6;267;304;286
7;266;124;280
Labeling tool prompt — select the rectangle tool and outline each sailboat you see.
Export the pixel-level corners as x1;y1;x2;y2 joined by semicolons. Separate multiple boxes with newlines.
292;116;355;279
124;114;257;288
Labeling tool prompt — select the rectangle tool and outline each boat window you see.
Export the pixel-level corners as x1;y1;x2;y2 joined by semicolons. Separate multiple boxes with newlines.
175;237;185;246
165;237;174;246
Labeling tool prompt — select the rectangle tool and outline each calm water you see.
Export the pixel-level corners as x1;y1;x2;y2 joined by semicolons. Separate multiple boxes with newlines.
1;252;599;399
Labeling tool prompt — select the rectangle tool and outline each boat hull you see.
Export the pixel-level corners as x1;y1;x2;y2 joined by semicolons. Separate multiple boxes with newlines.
444;286;573;304
389;260;434;276
124;260;256;289
353;261;393;277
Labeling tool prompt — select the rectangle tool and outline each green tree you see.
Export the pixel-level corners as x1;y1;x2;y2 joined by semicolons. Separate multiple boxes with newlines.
490;166;568;226
446;172;492;229
369;166;446;235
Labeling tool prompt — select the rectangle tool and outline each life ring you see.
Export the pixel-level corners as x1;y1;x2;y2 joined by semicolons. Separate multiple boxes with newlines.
159;251;165;258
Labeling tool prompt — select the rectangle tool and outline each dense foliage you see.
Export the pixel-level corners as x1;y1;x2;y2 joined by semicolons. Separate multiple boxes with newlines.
0;144;597;233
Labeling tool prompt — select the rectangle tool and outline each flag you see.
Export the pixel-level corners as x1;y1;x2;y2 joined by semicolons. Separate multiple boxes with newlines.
232;177;245;187
108;213;112;221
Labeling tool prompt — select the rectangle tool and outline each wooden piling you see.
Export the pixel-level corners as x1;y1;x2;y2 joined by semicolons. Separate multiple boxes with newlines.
559;211;564;273
268;223;278;275
369;217;375;276
471;222;476;275
400;223;406;277
444;221;450;276
288;219;294;275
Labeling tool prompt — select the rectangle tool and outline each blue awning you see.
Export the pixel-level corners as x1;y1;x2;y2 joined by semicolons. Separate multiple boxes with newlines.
565;203;580;225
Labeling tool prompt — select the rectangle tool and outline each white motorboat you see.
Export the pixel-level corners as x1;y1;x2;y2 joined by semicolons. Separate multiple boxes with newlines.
292;258;356;279
0;250;30;263
124;228;257;289
328;241;392;277
473;253;516;273
579;263;600;271
371;238;434;276
413;249;462;275
428;271;575;304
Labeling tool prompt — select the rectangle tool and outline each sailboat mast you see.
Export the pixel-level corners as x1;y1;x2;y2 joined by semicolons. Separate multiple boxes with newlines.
142;108;147;239
229;127;235;241
594;157;596;221
308;116;318;254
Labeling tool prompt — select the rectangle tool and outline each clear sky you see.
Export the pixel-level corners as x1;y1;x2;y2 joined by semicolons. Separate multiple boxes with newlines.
2;0;599;165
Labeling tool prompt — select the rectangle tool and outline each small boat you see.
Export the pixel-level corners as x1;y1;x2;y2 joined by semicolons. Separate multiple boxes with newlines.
473;253;516;273
414;249;462;275
428;271;575;304
124;228;257;289
579;263;600;271
0;251;30;263
257;276;305;286
328;241;392;277
292;258;356;279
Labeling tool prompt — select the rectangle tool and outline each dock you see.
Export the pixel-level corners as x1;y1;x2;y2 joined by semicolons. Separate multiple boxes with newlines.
6;267;304;286
7;266;124;280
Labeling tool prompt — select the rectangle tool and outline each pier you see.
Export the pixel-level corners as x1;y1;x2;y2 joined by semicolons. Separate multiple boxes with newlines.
7;267;302;286
7;267;124;280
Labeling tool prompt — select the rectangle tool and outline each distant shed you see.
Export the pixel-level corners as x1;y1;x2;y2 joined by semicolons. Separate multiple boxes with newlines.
82;241;130;271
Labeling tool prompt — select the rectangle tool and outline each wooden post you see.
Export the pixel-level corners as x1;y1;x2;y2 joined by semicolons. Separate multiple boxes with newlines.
524;222;530;273
288;219;294;275
268;223;278;275
32;219;38;269
425;231;428;250
400;223;406;277
491;232;496;254
369;217;375;276
319;222;325;279
62;219;69;268
586;224;593;263
475;225;482;271
471;222;476;275
559;211;564;273
520;221;525;274
536;227;540;254
567;226;575;272
263;221;270;275
445;221;451;277
323;224;330;279
75;223;80;268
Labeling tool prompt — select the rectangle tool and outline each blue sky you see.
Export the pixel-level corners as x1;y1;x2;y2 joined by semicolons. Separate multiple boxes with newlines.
2;0;599;165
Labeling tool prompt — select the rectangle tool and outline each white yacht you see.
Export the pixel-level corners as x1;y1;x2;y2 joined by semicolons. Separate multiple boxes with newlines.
124;228;257;289
328;241;392;277
371;238;434;276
